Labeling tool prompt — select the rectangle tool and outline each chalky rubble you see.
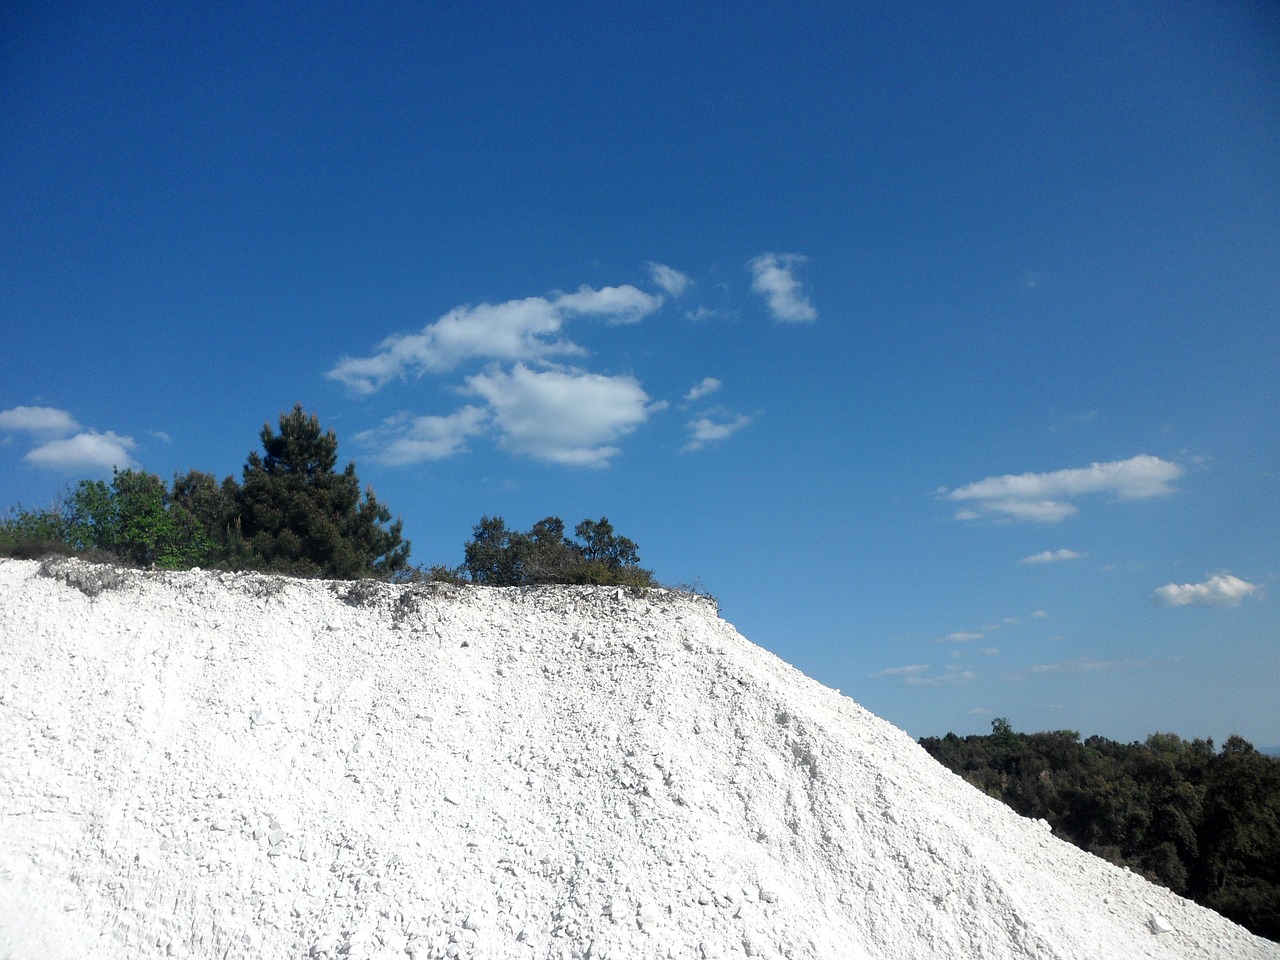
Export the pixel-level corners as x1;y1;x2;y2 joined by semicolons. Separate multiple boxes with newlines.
1;558;1276;959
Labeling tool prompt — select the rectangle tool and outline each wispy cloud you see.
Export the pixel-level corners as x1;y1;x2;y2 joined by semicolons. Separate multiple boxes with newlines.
748;253;816;323
464;363;661;468
1019;271;1047;291
942;631;984;643
1020;549;1084;565
684;377;721;402
327;284;662;395
869;664;930;678
683;305;724;322
354;407;490;465
941;455;1182;522
1153;574;1260;608
683;410;752;452
647;262;691;297
906;669;977;687
1030;657;1153;674
968;707;993;716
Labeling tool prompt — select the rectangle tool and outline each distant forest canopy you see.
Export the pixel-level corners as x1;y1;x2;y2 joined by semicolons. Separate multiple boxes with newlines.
920;720;1280;942
0;406;655;588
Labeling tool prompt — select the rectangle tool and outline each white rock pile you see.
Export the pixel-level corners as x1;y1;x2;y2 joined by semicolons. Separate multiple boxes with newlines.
1;557;1276;959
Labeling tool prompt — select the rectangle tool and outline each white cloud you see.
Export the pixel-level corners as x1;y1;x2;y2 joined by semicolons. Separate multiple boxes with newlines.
906;670;977;687
328;284;662;394
553;285;663;324
1031;657;1152;674
465;364;658;468
942;631;984;643
683;411;752;452
968;707;993;715
2;405;142;474
329;298;572;393
748;253;816;323
0;405;80;437
647;262;690;297
684;377;721;402
1153;574;1260;608
869;664;930;678
683;305;723;322
354;407;490;465
943;455;1182;522
1020;549;1083;565
24;431;137;473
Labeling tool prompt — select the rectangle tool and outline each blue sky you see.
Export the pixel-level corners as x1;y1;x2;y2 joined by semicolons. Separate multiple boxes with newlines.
3;1;1277;747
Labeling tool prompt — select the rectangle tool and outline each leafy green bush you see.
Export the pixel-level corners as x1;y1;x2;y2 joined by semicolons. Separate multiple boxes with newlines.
462;514;655;588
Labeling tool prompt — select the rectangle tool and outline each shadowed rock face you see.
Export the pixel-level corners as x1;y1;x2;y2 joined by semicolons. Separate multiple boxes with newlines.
2;558;1278;960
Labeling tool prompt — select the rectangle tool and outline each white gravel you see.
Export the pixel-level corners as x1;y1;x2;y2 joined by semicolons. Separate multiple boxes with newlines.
0;557;1275;960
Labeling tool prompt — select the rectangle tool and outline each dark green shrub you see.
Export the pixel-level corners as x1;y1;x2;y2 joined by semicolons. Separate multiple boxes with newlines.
229;405;410;579
461;514;654;587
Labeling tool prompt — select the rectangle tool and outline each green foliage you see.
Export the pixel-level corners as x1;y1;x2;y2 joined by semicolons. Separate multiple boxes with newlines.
3;409;667;592
463;516;525;586
230;405;410;579
462;515;655;588
1;407;410;580
920;723;1280;941
0;495;79;558
573;517;640;571
67;469;217;569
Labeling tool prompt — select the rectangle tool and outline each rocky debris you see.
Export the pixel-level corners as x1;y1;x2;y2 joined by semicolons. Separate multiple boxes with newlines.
0;557;1276;960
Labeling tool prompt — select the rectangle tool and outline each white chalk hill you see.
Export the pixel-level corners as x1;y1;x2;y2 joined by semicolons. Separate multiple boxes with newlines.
1;558;1276;960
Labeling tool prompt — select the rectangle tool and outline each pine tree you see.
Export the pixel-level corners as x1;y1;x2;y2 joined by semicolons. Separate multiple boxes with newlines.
232;405;409;578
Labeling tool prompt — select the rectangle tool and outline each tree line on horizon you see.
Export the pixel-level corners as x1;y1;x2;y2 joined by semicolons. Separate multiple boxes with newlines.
0;405;654;588
919;719;1280;941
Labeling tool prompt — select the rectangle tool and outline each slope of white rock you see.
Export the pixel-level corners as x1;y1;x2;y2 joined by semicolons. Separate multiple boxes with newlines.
0;557;1275;960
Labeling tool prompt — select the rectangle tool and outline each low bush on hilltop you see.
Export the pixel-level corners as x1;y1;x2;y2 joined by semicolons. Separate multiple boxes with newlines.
461;515;655;588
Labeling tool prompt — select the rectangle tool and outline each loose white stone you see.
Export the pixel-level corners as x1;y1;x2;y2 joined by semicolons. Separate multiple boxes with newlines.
0;559;1271;960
